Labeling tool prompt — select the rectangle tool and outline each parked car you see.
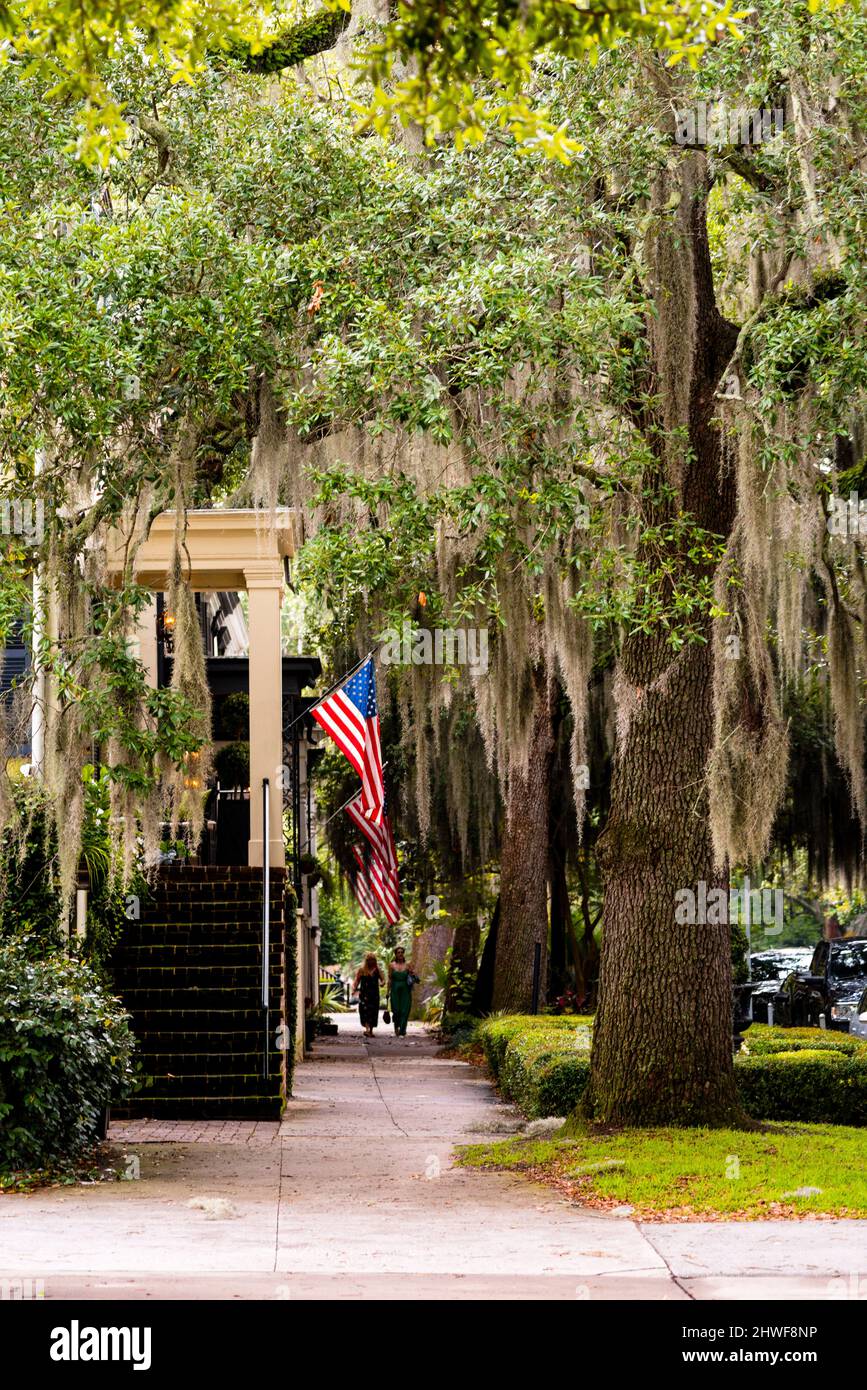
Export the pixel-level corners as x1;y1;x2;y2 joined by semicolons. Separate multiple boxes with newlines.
747;948;813;1023
832;983;867;1037
772;938;867;1030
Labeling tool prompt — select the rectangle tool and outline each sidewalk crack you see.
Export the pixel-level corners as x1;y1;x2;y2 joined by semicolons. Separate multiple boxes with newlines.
362;1039;410;1137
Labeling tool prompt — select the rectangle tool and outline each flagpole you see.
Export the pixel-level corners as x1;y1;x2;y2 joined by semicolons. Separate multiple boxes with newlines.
284;649;375;735
323;764;389;828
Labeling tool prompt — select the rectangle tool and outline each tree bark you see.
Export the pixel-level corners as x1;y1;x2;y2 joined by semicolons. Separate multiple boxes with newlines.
582;147;745;1126
445;910;480;1014
471;896;499;1014
443;875;481;1012
548;689;574;1000
491;666;556;1012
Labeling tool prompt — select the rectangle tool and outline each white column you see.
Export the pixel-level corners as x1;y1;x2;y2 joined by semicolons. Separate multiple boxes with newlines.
30;449;46;773
244;563;285;868
134;594;159;687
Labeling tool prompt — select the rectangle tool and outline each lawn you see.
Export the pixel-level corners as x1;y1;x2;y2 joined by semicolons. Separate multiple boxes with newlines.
457;1121;867;1221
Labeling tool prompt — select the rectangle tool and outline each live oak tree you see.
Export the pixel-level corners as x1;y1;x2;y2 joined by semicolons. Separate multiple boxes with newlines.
0;0;747;161
253;0;867;1122
2;1;866;1128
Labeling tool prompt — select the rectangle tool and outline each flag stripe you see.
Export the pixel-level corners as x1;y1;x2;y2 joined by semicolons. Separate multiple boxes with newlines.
350;847;378;918
347;793;401;921
310;657;385;826
312;703;365;772
351;873;377;919
346;794;397;871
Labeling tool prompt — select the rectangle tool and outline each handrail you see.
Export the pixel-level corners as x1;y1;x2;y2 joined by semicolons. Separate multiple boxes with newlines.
262;777;270;1079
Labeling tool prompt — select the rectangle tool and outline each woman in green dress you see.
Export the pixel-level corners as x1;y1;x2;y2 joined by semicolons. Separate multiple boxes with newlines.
387;947;415;1037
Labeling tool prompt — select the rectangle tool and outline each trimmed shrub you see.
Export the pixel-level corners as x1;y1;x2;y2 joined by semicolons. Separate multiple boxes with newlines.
536;1054;591;1118
0;939;136;1170
477;1017;867;1124
480;1016;592;1117
736;1049;867;1126
744;1026;867;1059
481;1014;591;1084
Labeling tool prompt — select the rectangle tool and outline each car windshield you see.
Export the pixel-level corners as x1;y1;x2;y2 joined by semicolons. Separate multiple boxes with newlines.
749;956;780;981
829;941;867;980
749;950;812;981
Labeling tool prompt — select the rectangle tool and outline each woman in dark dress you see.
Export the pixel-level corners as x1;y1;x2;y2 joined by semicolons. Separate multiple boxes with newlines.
353;953;384;1037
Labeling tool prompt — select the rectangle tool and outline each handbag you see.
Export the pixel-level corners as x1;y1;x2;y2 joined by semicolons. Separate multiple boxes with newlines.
383;996;391;1024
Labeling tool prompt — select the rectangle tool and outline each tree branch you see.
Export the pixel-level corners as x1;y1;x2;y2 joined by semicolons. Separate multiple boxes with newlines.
228;9;351;75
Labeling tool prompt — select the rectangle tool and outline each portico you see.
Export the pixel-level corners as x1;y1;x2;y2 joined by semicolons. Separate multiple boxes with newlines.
107;508;299;869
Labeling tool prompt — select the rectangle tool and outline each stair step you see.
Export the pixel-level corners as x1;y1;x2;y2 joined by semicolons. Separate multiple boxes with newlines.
112;1096;283;1120
115;943;282;964
122;988;281;1013
133;1030;265;1050
112;868;292;1120
119;933;281;952
136;1051;267;1071
133;1071;282;1097
141;908;285;918
126;1007;276;1031
113;969;280;987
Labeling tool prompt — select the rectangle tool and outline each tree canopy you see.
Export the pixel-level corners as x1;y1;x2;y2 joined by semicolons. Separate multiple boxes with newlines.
1;0;866;1122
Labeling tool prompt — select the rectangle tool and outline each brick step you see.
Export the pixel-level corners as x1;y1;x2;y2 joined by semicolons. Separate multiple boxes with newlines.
132;1031;265;1052
120;930;282;951
155;866;287;879
115;963;279;987
128;1071;282;1098
134;917;284;928
142;882;287;895
135;902;286;920
112;1096;283;1120
114;944;283;968
122;987;281;1011
136;1051;267;1072
126;1007;274;1031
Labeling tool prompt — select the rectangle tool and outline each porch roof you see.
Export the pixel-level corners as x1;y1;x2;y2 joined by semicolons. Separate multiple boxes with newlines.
105;508;300;591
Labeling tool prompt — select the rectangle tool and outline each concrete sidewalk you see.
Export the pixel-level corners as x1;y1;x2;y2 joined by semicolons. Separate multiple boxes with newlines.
0;1018;863;1300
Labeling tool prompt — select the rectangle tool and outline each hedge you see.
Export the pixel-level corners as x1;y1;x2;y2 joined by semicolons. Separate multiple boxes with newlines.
479;1014;591;1080
0;939;136;1170
477;1017;867;1124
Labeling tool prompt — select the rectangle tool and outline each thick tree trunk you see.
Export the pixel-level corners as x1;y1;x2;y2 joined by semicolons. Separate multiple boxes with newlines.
445;888;481;1014
471;896;499;1014
548;838;571;1000
583;147;745;1126
584;634;743;1124
410;916;453;1018
492;667;556;1012
548;693;574;1000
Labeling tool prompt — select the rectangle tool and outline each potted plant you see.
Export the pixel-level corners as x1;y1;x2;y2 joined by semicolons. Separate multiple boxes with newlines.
214;740;250;791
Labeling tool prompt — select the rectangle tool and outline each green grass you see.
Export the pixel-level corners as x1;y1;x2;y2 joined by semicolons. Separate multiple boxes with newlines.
458;1121;867;1220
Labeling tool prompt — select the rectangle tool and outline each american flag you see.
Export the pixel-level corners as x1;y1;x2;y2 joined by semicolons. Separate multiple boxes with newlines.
350;846;377;919
368;853;401;924
311;657;385;825
345;792;401;923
